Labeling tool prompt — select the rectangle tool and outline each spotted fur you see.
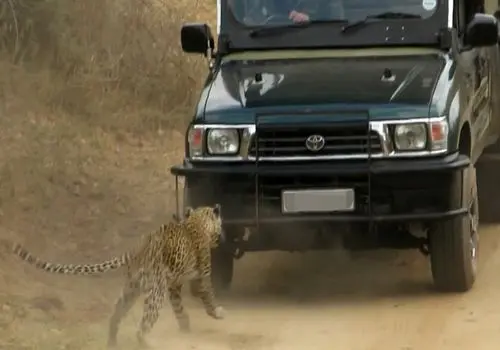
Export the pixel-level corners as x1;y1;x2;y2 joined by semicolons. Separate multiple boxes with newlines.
3;204;225;348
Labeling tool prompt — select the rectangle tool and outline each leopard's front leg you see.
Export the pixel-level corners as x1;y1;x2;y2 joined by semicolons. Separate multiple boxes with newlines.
197;275;225;320
194;246;225;320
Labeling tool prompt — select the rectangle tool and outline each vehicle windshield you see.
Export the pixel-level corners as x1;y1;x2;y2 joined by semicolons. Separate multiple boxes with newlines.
229;0;438;26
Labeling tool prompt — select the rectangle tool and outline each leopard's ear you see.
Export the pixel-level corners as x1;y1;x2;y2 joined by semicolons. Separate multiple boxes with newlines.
213;203;221;217
185;207;193;218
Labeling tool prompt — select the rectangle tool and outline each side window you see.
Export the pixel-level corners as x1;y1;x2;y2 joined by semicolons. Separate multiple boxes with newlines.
455;0;483;42
454;0;467;38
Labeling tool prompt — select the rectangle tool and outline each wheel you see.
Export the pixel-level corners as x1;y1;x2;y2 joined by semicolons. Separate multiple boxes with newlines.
188;247;234;297
187;246;234;296
211;246;234;292
428;164;479;292
183;181;235;294
477;145;500;223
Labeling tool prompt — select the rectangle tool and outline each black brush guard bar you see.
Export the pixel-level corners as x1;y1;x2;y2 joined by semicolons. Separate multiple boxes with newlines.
171;110;470;227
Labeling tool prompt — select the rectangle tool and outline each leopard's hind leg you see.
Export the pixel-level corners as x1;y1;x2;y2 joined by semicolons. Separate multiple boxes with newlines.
108;277;141;348
167;283;191;332
136;281;167;348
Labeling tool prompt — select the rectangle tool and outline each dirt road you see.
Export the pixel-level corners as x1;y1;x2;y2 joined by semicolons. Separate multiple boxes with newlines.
4;225;500;350
111;222;497;350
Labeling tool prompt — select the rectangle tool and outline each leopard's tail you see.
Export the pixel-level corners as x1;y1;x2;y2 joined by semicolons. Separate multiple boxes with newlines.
1;239;131;275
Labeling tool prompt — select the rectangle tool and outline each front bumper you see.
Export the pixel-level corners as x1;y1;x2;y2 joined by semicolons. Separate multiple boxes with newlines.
170;152;470;224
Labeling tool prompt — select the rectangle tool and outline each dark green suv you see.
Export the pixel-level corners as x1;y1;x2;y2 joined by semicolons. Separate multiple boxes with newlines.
172;0;500;293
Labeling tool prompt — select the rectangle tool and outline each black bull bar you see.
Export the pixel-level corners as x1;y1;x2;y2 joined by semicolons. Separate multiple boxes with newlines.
170;111;470;229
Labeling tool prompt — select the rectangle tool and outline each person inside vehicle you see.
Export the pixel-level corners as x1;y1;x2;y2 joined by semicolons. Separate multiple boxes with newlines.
274;0;344;23
238;0;344;25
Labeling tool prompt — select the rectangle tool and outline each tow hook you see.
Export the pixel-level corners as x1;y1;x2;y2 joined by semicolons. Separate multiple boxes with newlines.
231;227;252;260
223;240;245;259
233;247;245;259
419;239;430;256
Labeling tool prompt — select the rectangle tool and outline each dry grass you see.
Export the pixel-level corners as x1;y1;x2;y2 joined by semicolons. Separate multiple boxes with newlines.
0;0;215;132
0;0;216;348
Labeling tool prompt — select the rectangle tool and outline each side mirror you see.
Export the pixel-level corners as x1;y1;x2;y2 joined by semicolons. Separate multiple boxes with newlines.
180;23;215;55
466;13;498;47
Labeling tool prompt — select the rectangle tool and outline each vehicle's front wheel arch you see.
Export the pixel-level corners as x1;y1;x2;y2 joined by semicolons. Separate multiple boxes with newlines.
458;122;471;158
427;145;478;292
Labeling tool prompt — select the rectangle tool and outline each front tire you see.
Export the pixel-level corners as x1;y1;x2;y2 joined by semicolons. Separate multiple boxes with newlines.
188;247;234;297
428;164;479;292
211;247;234;292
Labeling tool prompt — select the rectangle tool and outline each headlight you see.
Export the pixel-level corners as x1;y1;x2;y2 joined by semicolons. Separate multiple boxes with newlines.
394;123;427;151
207;129;239;155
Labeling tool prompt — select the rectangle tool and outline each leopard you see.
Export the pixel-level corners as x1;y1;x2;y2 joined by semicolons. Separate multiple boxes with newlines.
1;204;226;348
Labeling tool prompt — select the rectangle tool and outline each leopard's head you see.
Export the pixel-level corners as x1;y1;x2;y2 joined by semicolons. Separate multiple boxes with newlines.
185;204;224;248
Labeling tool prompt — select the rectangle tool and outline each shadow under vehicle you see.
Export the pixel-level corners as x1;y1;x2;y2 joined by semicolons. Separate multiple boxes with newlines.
172;0;500;293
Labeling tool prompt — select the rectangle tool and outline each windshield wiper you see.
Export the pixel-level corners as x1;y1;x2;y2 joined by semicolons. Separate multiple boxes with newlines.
341;12;422;34
250;19;347;38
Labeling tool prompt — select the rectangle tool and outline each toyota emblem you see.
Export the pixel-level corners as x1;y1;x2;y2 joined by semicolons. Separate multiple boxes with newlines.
305;134;325;152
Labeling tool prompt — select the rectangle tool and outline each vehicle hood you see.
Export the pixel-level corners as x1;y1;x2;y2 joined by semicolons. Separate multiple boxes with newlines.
201;51;446;123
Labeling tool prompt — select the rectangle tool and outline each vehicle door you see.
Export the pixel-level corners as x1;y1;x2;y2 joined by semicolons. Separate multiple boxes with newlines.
488;1;500;146
457;0;496;161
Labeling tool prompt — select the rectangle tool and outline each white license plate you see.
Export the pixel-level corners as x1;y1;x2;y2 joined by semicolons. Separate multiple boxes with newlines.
281;189;355;213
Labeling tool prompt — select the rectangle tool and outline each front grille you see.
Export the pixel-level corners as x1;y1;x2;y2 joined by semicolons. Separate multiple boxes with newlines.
248;123;382;158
